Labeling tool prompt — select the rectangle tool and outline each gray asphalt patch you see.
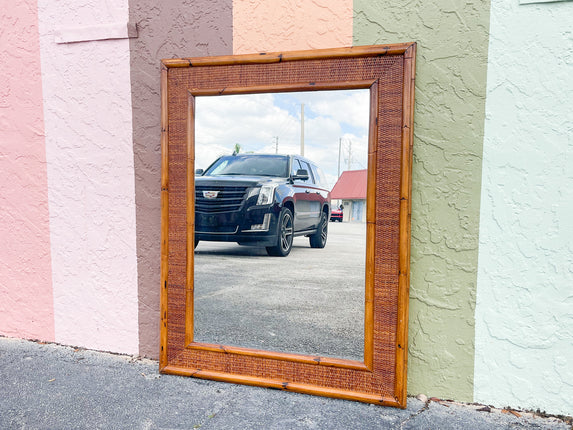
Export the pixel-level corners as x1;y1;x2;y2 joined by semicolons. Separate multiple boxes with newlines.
1;337;570;429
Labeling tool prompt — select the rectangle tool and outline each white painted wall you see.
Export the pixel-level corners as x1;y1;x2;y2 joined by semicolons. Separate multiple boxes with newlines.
475;0;573;416
38;0;139;353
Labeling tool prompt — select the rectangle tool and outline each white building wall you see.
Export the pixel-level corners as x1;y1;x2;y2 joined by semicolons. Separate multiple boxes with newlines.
475;0;573;415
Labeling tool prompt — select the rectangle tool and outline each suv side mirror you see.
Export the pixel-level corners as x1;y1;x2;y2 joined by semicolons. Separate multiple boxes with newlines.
292;169;309;181
195;168;204;175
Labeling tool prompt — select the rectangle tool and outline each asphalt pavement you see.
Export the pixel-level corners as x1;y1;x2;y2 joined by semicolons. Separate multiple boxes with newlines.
1;337;571;429
194;221;366;361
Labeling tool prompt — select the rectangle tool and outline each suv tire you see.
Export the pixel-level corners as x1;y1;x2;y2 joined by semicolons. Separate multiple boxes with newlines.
266;207;294;256
309;211;328;248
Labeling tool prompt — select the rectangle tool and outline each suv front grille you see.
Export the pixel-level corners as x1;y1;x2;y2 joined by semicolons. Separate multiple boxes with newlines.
195;185;249;213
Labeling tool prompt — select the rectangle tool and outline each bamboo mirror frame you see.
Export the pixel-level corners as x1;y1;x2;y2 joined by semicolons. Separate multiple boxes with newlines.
159;43;416;407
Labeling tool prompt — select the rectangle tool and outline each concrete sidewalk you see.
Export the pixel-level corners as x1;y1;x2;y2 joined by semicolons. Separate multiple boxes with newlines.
1;337;570;429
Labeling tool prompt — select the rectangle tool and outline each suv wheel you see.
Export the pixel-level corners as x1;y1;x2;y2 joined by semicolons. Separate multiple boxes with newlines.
266;208;294;256
309;211;328;248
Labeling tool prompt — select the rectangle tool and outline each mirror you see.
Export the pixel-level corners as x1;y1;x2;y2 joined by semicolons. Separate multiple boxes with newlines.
160;44;416;407
192;90;369;361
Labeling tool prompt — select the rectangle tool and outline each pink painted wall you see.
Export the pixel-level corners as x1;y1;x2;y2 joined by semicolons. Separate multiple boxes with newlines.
233;0;353;54
38;0;139;353
0;1;55;340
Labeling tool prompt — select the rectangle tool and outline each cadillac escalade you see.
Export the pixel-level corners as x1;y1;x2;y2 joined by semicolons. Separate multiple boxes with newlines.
194;154;331;256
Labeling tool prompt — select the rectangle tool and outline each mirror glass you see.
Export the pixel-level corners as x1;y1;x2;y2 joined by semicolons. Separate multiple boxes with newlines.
193;89;369;361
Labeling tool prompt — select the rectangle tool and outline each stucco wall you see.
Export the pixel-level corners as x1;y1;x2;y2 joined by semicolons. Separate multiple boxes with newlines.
37;0;139;353
128;0;233;357
354;1;491;401
0;0;55;341
233;0;352;53
475;0;573;416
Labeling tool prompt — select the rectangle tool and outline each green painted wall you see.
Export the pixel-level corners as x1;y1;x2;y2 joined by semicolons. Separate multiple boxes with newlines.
354;1;490;401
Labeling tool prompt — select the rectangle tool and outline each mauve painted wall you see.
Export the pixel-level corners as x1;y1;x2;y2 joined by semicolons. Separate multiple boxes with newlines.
0;1;55;341
129;0;233;357
38;0;139;353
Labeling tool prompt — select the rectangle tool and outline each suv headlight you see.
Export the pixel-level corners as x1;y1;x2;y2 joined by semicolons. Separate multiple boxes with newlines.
246;187;260;199
256;184;277;205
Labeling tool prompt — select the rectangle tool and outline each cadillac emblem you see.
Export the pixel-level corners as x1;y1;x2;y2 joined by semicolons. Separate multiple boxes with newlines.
203;191;219;199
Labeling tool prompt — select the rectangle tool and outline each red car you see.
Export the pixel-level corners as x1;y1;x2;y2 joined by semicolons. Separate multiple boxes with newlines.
330;208;343;222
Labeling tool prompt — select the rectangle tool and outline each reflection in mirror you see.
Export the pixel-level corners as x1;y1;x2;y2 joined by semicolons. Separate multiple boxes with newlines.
193;89;369;361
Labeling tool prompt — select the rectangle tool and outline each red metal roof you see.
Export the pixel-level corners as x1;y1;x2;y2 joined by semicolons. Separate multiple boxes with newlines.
330;169;367;199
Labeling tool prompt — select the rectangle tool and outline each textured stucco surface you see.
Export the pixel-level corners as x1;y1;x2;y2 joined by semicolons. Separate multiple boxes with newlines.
0;1;55;341
129;0;233;357
475;0;573;416
233;0;352;54
38;0;139;353
354;1;491;401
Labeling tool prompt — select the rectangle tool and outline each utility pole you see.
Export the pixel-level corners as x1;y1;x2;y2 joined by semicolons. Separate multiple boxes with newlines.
347;139;352;170
274;136;279;154
338;137;342;178
300;104;305;156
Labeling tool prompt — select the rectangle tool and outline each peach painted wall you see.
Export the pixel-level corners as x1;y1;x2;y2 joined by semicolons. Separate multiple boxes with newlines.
0;1;55;340
37;0;139;354
232;0;353;54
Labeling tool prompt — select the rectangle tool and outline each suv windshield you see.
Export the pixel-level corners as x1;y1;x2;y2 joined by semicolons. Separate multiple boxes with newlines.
204;155;289;177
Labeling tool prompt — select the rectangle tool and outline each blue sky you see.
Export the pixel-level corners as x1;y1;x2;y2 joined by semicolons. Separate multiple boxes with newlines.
195;89;369;189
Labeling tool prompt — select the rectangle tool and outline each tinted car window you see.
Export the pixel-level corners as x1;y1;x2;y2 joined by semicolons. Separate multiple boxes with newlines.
205;155;288;177
291;158;302;176
312;165;328;189
299;160;315;184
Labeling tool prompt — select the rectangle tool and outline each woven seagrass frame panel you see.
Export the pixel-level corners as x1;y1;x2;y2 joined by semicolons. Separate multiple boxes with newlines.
160;44;416;407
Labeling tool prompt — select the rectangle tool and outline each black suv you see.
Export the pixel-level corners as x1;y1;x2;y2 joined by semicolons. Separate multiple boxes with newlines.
194;154;331;256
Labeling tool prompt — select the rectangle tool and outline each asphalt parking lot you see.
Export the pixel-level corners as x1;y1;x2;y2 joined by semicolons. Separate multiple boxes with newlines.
193;221;366;361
